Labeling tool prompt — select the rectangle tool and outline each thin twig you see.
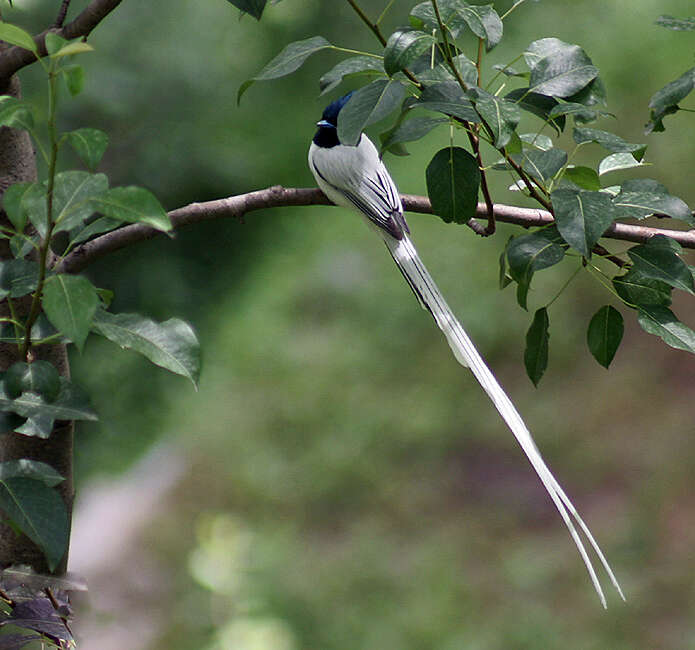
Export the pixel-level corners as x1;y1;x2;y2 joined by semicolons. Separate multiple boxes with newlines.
53;186;695;274
53;0;72;28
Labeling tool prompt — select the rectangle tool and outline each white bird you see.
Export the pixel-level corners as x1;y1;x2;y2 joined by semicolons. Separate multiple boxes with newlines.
308;93;624;607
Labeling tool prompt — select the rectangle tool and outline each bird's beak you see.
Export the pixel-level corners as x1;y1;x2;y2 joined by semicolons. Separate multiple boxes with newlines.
316;119;333;128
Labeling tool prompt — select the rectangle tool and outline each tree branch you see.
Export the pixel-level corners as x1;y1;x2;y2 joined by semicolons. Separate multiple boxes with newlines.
0;0;122;79
54;186;695;274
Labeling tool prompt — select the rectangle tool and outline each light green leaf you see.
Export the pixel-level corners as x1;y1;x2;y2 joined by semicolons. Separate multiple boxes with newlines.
0;477;69;571
50;40;94;58
638;305;695;354
238;36;332;103
426;146;480;225
0;22;37;53
0;95;34;130
15;414;55;439
2;182;33;232
337;79;406;146
524;307;549;386
587;305;623;368
551;188;615;257
573;127;646;160
319;56;383;95
61;64;85;96
44;32;67;55
66;128;109;170
89;186;171;231
457;2;503;50
53;171;108;233
0;460;64;487
42;274;100;351
561;166;600;191
91;311;201;387
598;152;648;176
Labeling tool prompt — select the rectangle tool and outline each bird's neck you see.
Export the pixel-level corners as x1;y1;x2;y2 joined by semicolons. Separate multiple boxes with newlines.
313;126;340;148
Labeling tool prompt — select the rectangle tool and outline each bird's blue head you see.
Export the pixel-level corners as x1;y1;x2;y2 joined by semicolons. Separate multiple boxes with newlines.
313;92;354;148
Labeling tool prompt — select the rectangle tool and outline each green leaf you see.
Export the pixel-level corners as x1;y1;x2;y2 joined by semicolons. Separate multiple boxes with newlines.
61;64;85;96
524;38;572;68
384;29;435;76
613;190;693;223
238;36;332;103
380;116;446;152
1;376;97;421
0;477;69;571
66;128;109;170
638;305;695;354
337;79;406;146
627;235;695;294
656;15;695;31
505;88;564;134
42;274;100;351
613;266;672;307
67;216;121;248
528;41;598;98
415;81;479;122
524;307;549;386
456;2;503;51
2;182;33;232
91;311;201;387
0;95;34;130
20;182;48;237
550;188;615;257
561;166;600;191
0;22;37;53
410;1;466;38
468;87;520;148
50;40;94;59
509;148;567;184
319;56;383;95
646;68;695;133
44;32;67;55
0;259;39;299
548;101;606;124
573;127;646;160
519;133;554;151
587;305;623;368
425;146;480;225
499;237;513;289
0;460;64;487
566;76;607;106
15;414;54;439
226;0;267;19
89;186;171;231
5;361;61;402
53;171;108;233
507;226;567;309
598;152;648;176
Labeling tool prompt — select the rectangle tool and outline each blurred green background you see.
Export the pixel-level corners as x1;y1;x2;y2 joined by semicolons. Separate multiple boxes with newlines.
9;0;695;647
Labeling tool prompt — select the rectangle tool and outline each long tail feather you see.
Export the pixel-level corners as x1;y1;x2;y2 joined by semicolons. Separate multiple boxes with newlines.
385;233;624;607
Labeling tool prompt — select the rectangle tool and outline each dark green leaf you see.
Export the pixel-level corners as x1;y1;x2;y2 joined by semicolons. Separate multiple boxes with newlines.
646;67;695;133
0;460;64;487
468;88;520;148
613;267;672;307
561;166;600;191
507;226;567;309
337;79;406;146
551;189;615;257
0;477;69;571
528;42;598;98
238;36;332;103
505;88;564;134
53;171;108;233
509;148;567;184
0;376;97;421
384;29;435;76
319;56;383;95
20;182;48;237
0;259;39;299
613;191;693;223
226;0;267;20
5;361;61;402
499;238;513;289
524;38;572;68
67;216;121;248
416;81;479;122
492;63;528;79
524;307;549;386
638;305;695;354
519;133;554;151
380;116;447;152
566;76;607;106
587;305;623;368
14;415;54;439
410;1;466;38
621;178;668;194
0;95;33;131
548;101;606;124
457;2;503;51
573;127;646;160
66;128;109;170
627;235;694;294
42;274;100;351
61;64;84;96
91;311;201;387
425;146;480;224
89;186;171;231
0;23;37;53
2;182;33;232
656;15;695;31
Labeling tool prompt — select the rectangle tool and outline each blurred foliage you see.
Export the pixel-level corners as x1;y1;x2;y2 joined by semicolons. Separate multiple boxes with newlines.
6;0;695;647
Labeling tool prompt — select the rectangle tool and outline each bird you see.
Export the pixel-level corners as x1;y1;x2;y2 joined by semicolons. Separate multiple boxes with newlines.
308;92;625;608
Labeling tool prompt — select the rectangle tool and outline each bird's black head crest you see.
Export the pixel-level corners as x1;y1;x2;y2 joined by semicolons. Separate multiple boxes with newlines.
320;91;354;128
313;92;354;148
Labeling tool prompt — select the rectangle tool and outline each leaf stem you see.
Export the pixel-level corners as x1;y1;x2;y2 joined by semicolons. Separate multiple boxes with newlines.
375;0;395;26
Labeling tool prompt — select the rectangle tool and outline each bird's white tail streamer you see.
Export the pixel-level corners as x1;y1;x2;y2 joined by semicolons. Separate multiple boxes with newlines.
385;233;625;608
